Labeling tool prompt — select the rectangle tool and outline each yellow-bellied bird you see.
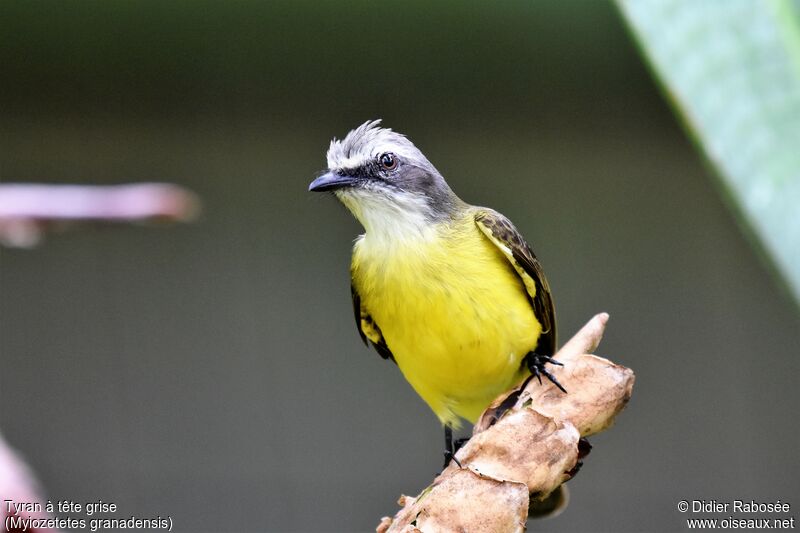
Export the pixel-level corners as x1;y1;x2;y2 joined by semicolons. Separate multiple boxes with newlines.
309;121;564;461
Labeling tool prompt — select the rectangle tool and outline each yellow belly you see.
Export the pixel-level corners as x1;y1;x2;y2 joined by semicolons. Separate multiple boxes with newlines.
352;216;541;427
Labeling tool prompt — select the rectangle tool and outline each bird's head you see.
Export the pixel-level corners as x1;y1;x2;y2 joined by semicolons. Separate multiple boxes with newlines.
309;120;462;236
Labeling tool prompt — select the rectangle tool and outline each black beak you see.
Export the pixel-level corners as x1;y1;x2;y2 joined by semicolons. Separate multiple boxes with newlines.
308;171;359;192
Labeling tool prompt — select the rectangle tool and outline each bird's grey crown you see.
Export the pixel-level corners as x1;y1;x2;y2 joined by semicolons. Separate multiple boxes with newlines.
326;120;464;219
326;119;435;174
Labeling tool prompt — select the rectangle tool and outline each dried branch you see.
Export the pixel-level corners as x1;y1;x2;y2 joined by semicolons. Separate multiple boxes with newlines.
0;183;200;247
377;313;634;532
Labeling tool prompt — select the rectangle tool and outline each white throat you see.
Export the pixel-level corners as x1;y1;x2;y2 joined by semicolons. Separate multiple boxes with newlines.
335;188;435;245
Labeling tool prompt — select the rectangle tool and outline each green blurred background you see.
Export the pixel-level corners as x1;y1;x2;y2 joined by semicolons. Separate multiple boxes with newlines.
1;1;798;531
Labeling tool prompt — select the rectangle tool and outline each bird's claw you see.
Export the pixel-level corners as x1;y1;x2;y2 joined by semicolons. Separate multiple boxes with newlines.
443;450;462;469
443;426;468;469
525;352;567;394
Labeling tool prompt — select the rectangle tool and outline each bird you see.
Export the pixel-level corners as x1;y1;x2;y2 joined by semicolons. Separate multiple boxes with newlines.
309;120;564;463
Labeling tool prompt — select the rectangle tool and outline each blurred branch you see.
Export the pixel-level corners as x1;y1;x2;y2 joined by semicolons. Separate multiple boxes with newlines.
617;0;800;306
377;314;634;532
0;432;59;532
0;183;200;248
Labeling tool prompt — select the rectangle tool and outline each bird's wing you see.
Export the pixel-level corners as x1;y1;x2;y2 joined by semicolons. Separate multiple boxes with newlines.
351;282;396;363
475;209;557;355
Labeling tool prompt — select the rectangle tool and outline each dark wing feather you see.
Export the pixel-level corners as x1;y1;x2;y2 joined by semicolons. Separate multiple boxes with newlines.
475;209;557;356
350;282;396;363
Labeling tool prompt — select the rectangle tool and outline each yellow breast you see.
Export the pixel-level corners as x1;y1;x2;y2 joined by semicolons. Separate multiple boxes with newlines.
352;213;541;427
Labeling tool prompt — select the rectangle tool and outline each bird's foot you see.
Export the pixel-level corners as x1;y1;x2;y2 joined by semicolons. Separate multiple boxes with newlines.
443;450;462;469
483;354;567;428
442;426;468;469
523;352;567;394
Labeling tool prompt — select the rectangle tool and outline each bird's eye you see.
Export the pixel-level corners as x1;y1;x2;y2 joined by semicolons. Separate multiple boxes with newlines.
379;152;397;171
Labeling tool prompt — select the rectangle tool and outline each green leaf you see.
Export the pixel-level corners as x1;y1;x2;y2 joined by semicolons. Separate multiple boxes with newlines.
617;0;800;305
